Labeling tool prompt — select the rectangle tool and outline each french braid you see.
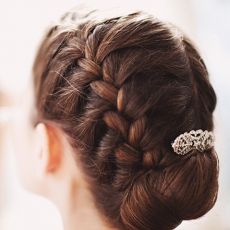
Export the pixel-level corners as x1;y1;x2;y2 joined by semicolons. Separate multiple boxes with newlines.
33;8;218;230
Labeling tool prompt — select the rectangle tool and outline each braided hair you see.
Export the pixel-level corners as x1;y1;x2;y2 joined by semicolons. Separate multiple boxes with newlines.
33;8;218;230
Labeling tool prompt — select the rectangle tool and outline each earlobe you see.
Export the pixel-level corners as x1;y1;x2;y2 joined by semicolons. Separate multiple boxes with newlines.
35;123;61;178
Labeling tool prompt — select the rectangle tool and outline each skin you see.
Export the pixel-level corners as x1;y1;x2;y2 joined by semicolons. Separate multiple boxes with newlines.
13;81;120;230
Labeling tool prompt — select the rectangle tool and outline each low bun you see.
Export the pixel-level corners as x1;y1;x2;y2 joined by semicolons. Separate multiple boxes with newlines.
120;147;218;230
33;8;219;230
120;171;182;230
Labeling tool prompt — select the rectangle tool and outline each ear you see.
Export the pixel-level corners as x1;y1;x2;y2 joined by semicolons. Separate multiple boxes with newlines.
34;123;62;179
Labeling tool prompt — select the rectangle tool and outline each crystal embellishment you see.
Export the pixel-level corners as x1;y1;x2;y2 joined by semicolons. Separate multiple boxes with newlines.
171;129;214;155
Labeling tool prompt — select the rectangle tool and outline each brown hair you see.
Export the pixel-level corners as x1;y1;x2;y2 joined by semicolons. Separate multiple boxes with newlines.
32;8;218;230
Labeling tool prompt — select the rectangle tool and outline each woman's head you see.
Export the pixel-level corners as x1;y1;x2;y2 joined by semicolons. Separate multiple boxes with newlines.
24;7;218;230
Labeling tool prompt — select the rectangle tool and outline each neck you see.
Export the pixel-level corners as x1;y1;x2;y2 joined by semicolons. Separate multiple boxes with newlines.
62;190;105;230
48;178;118;230
43;133;120;230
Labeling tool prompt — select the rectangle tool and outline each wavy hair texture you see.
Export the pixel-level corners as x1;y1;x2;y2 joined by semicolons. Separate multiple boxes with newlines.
33;7;218;230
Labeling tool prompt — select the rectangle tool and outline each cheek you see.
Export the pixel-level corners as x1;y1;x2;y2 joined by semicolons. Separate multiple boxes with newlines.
12;106;37;191
12;84;46;195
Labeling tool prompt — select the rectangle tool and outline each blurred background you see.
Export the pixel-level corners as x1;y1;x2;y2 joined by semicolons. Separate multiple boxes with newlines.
0;0;229;229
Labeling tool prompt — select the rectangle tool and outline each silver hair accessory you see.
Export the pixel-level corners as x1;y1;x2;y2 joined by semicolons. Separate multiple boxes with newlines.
171;129;214;155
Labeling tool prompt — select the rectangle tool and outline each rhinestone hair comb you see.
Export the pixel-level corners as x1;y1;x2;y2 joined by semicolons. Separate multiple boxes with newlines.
171;129;214;155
